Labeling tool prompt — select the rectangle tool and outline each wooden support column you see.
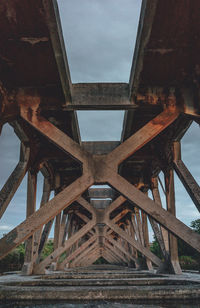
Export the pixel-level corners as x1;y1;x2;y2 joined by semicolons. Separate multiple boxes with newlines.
130;213;140;242
124;223;132;265
0;143;30;219
0;173;93;260
33;176;51;264
63;213;73;243
141;211;153;270
35;220;54;264
135;208;144;246
165;169;182;274
50;213;61;271
151;177;169;252
22;171;37;275
55;214;74;270
128;219;139;259
173;141;200;213
126;221;139;268
150;177;172;273
33;219;95;273
51;174;62;270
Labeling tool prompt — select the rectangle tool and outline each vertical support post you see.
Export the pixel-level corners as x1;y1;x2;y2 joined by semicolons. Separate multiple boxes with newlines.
151;177;169;252
165;169;182;274
142;211;153;270
33;176;51;263
135;208;144;245
128;219;140;269
51;174;61;270
173;141;200;213
151;177;173;273
22;170;37;275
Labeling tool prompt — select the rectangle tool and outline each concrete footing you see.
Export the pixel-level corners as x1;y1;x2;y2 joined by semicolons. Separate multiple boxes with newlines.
0;265;200;304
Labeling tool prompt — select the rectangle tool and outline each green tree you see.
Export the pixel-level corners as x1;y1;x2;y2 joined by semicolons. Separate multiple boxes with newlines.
190;219;200;234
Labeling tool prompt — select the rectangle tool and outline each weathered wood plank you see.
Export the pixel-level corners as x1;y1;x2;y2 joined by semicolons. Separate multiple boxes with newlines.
106;220;162;266
70;83;136;110
129;0;158;99
88;187;115;199
33;176;51;263
58;235;97;269
106;108;180;166
0;144;30;219
151;177;169;252
105;235;137;264
174;143;200;213
142;211;153;270
0;174;93;260
105;245;123;264
109;173;200;253
34;219;95;273
20;110;90;165
82;142;120;155
77;197;96;216
105;196;126;215
164;169;182;274
104;240;127;263
43;0;72;103
22;171;37;275
70;240;98;267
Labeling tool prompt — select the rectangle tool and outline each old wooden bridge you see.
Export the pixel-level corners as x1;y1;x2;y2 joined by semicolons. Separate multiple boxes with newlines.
0;0;200;278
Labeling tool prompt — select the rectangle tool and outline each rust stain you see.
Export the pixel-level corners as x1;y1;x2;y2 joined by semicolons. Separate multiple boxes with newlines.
147;48;174;55
27;107;33;122
20;37;49;45
5;2;17;24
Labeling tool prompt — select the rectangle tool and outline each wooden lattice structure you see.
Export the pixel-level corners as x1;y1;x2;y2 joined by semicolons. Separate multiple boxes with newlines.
0;0;200;275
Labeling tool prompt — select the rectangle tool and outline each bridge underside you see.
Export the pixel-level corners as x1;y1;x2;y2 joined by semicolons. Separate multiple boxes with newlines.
0;0;200;277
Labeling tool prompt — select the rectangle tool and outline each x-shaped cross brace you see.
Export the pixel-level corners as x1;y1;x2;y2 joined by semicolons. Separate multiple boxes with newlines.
0;103;200;270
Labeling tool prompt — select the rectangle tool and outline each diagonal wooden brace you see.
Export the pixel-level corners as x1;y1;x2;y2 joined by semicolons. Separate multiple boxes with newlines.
109;173;200;253
33;219;96;273
0;143;30;219
0;174;93;260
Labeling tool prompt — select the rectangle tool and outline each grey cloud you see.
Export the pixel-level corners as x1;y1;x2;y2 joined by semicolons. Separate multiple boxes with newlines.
58;0;142;82
77;110;124;141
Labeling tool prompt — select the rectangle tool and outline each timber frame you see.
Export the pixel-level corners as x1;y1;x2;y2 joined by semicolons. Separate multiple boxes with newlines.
0;0;200;275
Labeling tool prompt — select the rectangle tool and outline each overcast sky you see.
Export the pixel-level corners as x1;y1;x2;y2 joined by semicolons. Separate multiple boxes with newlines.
0;0;199;241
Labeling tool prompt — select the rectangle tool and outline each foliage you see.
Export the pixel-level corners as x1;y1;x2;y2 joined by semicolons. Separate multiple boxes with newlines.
94;257;109;265
0;243;25;273
150;218;200;271
41;240;54;260
190;219;200;234
179;256;199;270
0;240;54;273
150;237;162;259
